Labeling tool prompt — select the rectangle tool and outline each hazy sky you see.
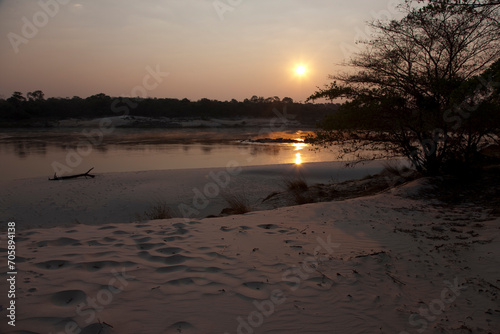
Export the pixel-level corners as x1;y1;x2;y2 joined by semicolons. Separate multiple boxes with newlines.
0;0;401;102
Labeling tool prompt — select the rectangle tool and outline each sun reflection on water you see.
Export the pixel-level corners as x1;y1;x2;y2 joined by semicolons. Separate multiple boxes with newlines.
293;138;306;164
293;142;307;151
295;152;302;165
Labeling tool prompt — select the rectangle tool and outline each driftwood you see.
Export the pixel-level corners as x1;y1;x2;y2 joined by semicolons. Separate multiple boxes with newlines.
49;168;95;181
354;251;387;258
386;272;406;286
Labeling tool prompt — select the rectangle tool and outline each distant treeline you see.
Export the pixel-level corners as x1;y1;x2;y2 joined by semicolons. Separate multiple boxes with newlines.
0;91;338;126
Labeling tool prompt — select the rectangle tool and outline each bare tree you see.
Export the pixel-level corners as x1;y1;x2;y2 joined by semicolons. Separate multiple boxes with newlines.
419;0;500;8
308;2;500;174
416;0;500;25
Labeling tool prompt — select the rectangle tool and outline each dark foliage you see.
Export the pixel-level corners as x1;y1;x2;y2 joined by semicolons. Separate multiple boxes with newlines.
307;1;500;175
0;92;336;127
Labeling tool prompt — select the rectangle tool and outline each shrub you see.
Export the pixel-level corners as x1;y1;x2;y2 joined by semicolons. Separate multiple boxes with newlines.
222;191;251;215
282;175;308;192
142;200;172;220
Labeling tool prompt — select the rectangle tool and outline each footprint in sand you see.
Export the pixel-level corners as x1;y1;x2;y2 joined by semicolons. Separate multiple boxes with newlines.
102;237;118;243
166;223;191;236
257;224;292;234
35;259;70;270
257;223;280;230
164;254;190;265
50;289;87;306
156;265;188;273
137;251;189;265
37;237;82;247
87;240;106;246
80;322;114;334
78;260;135;271
155;246;184;255
98;225;117;230
136;242;164;250
132;236;152;243
164;321;196;334
165;277;195;285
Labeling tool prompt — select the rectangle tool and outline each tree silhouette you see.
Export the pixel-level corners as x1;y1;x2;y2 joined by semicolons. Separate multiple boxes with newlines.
27;90;45;101
7;91;26;104
308;2;500;174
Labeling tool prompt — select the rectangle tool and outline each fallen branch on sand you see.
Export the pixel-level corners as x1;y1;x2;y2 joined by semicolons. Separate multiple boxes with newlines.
49;168;95;181
354;251;387;258
386;272;406;286
316;269;335;282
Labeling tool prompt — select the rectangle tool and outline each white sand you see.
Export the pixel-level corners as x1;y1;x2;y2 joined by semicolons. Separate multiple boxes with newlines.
0;161;386;229
0;163;499;333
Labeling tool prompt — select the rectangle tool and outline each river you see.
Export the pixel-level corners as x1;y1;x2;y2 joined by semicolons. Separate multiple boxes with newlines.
0;127;351;182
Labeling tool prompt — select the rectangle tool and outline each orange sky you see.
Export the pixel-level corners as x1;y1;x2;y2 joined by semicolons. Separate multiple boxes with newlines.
0;0;402;102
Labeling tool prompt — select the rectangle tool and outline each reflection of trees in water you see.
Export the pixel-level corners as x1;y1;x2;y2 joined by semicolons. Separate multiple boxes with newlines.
61;143;109;154
94;145;109;153
2;130;303;158
201;146;213;153
10;141;47;158
261;145;281;156
247;145;283;156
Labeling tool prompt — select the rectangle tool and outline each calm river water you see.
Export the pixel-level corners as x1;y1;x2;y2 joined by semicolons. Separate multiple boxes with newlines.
0;128;350;182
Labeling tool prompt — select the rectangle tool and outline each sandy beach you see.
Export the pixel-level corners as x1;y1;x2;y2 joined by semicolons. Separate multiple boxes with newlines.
1;162;499;334
2;0;499;332
0;161;387;229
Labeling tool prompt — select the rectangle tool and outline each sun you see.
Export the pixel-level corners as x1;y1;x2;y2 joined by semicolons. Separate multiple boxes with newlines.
296;66;306;76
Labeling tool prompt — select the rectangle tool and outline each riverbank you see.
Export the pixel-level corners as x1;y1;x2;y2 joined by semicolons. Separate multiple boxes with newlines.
0;161;388;229
0;115;307;129
1;169;499;333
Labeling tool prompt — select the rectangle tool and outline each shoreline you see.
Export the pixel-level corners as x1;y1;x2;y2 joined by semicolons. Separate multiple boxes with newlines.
0;160;389;230
0;115;312;130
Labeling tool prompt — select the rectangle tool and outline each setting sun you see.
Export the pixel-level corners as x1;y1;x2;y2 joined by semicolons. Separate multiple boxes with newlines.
296;66;306;76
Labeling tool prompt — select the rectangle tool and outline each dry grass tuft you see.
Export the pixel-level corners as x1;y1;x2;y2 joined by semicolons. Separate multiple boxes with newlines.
382;161;412;177
292;191;315;205
222;192;251;215
282;175;309;192
280;175;315;205
142;200;173;220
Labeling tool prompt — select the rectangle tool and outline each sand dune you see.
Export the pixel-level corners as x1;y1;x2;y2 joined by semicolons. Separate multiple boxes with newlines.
1;176;499;333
